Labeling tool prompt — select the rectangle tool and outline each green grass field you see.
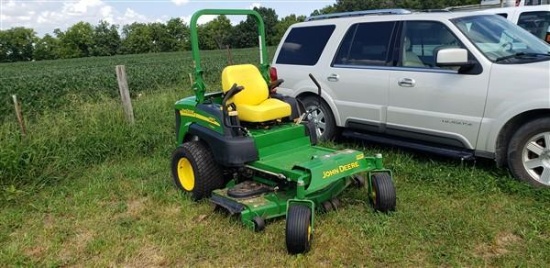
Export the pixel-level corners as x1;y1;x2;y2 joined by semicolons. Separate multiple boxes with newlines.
1;50;549;266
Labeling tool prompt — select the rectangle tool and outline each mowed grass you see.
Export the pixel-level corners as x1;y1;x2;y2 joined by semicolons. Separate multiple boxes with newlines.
1;88;549;266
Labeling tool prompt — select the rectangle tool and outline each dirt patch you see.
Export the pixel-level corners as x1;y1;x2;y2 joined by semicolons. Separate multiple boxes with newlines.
164;204;180;216
127;197;148;217
475;232;522;259
121;244;166;267
24;246;47;259
58;229;95;264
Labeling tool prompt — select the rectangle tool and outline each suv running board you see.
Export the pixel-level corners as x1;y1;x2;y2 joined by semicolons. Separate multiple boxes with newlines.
342;130;475;160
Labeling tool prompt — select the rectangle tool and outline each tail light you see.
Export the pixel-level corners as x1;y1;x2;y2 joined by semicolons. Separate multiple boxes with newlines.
269;67;278;82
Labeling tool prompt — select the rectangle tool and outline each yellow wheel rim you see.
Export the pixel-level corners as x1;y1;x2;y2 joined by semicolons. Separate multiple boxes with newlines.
307;225;312;242
177;158;194;191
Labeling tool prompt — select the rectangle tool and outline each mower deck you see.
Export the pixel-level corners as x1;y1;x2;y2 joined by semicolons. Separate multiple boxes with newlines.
210;123;384;230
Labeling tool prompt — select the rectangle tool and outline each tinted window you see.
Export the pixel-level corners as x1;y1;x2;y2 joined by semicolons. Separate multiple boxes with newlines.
333;22;395;66
276;25;335;65
518;11;550;41
496;13;508;18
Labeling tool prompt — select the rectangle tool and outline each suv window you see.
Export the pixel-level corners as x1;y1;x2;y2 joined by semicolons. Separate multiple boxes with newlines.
400;21;463;68
276;25;335;65
517;11;550;40
333;22;396;67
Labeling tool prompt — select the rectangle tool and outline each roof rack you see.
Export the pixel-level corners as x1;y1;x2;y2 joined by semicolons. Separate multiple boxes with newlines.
444;3;502;11
305;9;412;21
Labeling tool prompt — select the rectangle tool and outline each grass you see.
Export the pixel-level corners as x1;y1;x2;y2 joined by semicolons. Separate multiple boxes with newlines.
1;86;549;266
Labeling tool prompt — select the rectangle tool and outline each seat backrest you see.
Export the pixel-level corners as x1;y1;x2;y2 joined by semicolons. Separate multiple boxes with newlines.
221;64;268;106
402;36;424;67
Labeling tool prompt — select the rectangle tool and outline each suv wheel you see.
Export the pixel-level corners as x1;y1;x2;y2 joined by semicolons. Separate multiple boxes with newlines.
300;96;337;141
507;117;550;187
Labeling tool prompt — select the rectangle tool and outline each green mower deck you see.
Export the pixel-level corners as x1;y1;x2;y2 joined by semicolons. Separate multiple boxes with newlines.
209;123;387;230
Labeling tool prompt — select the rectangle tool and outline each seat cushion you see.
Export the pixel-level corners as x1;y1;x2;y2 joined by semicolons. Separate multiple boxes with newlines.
237;98;291;122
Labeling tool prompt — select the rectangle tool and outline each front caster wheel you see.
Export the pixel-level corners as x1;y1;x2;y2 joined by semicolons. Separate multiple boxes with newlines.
370;173;396;213
352;175;366;188
252;216;265;232
171;141;224;201
285;204;313;254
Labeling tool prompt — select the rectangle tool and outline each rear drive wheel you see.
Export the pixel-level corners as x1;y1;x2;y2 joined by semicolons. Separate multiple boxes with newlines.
507;118;550;187
285;204;313;254
370;173;396;212
171;141;224;200
300;96;338;141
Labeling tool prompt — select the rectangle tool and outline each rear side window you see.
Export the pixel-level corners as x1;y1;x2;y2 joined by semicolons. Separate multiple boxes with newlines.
333;21;396;66
496;13;508;18
276;25;335;65
517;11;550;40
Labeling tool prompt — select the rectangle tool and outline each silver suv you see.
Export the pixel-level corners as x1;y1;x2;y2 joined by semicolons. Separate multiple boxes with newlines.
271;9;550;187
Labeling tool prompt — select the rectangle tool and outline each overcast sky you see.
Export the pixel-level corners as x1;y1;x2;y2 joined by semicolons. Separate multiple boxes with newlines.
0;0;334;36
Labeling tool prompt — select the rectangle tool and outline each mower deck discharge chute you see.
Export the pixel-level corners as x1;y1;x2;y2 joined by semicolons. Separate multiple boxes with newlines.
171;9;396;254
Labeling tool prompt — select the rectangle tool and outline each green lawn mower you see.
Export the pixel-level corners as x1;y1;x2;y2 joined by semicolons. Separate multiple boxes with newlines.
171;9;396;254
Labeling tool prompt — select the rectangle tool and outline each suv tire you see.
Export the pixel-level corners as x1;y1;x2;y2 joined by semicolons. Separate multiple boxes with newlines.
300;95;338;141
507;117;550;187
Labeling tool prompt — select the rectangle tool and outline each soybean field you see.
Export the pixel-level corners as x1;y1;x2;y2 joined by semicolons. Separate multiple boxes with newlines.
0;47;268;122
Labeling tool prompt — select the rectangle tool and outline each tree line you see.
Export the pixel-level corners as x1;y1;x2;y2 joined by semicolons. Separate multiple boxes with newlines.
0;0;479;63
0;7;304;63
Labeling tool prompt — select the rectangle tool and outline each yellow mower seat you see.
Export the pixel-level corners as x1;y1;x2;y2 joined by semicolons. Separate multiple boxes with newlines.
221;64;291;123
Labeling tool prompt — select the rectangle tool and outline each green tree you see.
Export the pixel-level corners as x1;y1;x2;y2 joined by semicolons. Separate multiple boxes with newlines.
121;22;153;54
0;30;9;62
166;18;189;51
33;34;60;60
148;22;170;52
91;21;121;56
230;7;278;48
200;15;232;50
314;0;480;14
0;27;37;62
56;22;94;58
274;14;306;44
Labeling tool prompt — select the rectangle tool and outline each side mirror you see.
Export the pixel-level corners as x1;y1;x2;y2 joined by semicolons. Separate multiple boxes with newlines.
435;48;469;67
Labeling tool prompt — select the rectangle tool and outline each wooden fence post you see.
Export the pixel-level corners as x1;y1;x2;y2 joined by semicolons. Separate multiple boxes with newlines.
115;65;135;125
188;73;194;86
226;45;233;65
12;95;26;136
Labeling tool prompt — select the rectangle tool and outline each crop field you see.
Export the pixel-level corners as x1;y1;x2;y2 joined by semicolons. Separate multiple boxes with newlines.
1;49;549;266
0;47;267;122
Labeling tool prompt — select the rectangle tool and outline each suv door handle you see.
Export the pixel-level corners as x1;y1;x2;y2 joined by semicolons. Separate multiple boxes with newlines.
398;78;416;87
327;74;339;82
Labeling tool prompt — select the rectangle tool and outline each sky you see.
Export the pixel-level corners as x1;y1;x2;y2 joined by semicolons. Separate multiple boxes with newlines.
0;0;335;37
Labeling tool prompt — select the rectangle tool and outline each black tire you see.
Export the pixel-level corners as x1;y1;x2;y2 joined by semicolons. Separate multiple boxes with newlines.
300;95;338;141
507;118;550;187
285;204;313;254
252;216;265;232
370;173;396;213
171;141;224;201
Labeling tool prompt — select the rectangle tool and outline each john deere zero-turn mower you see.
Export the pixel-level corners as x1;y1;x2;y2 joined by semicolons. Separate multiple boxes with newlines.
171;9;397;254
